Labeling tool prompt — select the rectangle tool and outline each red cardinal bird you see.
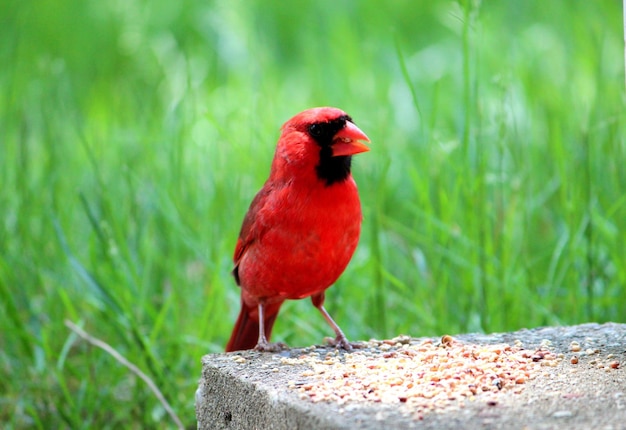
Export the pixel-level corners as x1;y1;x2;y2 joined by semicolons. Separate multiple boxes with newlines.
225;107;370;352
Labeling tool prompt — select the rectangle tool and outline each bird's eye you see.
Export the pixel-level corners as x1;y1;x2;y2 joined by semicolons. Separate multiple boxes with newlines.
308;123;323;137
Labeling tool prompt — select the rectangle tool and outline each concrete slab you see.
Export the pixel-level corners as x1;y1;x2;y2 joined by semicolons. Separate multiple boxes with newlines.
196;323;626;429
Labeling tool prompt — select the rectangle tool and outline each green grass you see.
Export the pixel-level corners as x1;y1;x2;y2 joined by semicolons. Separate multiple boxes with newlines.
1;0;625;428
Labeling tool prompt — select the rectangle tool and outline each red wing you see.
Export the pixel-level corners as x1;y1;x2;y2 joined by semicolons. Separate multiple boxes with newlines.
232;185;273;284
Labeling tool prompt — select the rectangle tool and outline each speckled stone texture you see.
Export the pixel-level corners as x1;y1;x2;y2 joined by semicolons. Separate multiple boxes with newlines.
196;323;626;430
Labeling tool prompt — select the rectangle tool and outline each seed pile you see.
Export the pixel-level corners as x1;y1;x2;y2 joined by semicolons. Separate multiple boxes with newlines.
281;335;560;417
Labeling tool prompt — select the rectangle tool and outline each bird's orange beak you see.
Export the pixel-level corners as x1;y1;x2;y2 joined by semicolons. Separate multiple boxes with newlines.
331;121;371;157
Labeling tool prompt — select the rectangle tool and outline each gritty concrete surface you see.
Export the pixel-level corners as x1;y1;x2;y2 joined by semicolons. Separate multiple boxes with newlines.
196;323;626;429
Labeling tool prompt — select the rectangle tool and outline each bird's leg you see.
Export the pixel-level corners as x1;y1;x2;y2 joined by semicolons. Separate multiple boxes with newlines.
254;302;271;349
317;305;352;351
254;301;287;352
311;293;360;351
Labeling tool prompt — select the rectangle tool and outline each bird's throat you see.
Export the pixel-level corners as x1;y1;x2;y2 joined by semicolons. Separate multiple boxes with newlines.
316;149;352;185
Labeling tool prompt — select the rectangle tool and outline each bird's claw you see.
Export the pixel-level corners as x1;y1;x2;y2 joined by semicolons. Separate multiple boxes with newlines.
254;341;288;352
324;336;363;352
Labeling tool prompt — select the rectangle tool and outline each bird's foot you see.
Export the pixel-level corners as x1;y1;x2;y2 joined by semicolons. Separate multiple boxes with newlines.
324;336;364;352
254;341;288;352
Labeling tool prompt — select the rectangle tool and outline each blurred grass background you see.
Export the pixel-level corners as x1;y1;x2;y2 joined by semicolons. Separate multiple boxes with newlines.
1;0;625;427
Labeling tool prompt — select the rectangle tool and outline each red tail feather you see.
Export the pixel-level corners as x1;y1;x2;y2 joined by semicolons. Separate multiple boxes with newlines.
225;301;282;352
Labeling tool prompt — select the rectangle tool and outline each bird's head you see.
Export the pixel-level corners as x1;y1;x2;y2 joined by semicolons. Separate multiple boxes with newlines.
274;107;370;185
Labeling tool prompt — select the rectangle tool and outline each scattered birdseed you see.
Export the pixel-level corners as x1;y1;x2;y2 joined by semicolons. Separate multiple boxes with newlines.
441;335;454;346
553;410;573;418
540;339;552;348
285;336;560;417
570;341;581;352
232;356;247;364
